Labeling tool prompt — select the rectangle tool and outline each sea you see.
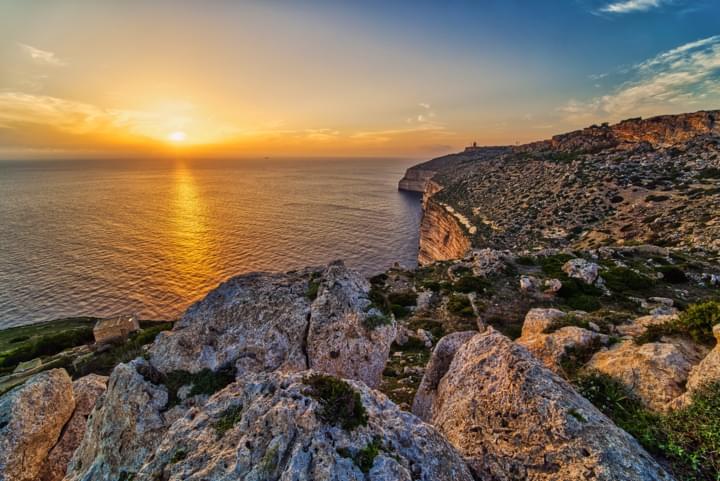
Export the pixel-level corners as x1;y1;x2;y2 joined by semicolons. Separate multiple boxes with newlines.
0;158;423;328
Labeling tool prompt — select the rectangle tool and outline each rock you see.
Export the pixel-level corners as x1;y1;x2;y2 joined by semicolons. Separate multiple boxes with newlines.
519;275;538;292
616;313;678;338
563;258;599;284
674;324;720;407
520;308;567;337
307;261;396;388
0;369;75;481
73;371;476;481
468;248;507;276
544;278;563;293
39;374;107;481
518;324;607;376
412;331;477;422
149;261;394;388
587;341;692;411
394;325;412;346
66;360;171;481
416;329;433;348
429;329;673;481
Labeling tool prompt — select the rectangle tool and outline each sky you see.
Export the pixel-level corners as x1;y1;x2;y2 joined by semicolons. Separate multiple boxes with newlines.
0;0;719;159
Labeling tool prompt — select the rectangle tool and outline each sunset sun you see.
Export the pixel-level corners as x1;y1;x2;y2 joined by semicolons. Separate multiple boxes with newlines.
168;131;187;143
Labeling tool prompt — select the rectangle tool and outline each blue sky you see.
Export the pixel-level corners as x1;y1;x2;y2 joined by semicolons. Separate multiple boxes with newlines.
0;0;718;158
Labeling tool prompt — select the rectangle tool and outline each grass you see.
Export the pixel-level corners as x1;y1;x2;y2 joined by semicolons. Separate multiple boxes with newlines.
305;374;368;431
543;314;589;334
577;373;720;481
446;294;474;317
213;404;244;437
602;266;654;293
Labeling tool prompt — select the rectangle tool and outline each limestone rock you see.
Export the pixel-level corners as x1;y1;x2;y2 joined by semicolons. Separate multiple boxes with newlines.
430;329;673;481
563;258;599;284
675;324;720;406
412;331;477;422
616;313;678;338
307;261;396;388
39;374;108;481
0;369;75;481
149;261;394;388
520;308;567;337
65;360;170;481
74;371;476;481
518;325;607;375
587;341;692;411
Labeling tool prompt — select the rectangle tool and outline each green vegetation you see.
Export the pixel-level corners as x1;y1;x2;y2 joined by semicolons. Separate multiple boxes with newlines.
338;439;382;473
363;313;392;330
0;318;97;370
559;338;604;379
306;278;321;301
213;404;244;437
557;279;603;312
387;291;417;307
162;364;236;408
567;408;586;423
368;284;392;316
543;314;589;334
538;253;574;278
658;265;688;284
515;255;537;266
169;448;187;464
577;373;720;481
446;294;474;317
305;374;368;431
601;266;653;293
452;275;490;294
697;167;720;180
678;300;720;345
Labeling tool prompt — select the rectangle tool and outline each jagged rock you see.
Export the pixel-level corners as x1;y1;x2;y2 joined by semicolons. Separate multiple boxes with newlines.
587;341;692;411
66;360;172;481
149;261;394;388
563;258;599;284
467;248;507;276
616;313;678;338
519;275;538;292
429;329;673;481
544;278;563;293
520;308;567;337
0;369;75;481
307;261;396;388
39;374;107;481
412;331;476;422
673;324;720;407
519;329;607;376
72;370;476;481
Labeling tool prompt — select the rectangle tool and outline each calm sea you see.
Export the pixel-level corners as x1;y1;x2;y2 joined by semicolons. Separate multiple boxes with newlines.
0;158;423;328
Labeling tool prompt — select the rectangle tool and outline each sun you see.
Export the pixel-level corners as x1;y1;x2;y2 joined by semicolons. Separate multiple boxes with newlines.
168;131;187;142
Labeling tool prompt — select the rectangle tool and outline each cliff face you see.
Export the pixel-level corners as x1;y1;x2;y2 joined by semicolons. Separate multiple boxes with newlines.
418;199;472;265
398;168;436;193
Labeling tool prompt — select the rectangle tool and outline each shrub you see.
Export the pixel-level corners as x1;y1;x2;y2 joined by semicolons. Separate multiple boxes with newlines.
559;338;603;379
543;314;589;334
214;404;243;437
354;438;382;473
390;304;410;319
363;313;392;330
169;448;187;464
306;279;321;301
446;294;474;317
163;365;236;408
602;267;653;292
557;279;603;312
368;285;391;315
305;374;368;431
658;266;688;284
516;255;537;266
452;276;490;294
677;301;720;345
387;291;417;307
538;253;574;278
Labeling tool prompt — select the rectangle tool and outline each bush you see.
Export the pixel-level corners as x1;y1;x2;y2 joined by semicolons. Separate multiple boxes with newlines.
214;404;244;437
163;364;236;408
515;256;537;266
387;291;417;307
1;327;94;368
557;279;603;312
447;294;474;317
538;253;574;278
452;276;490;294
305;374;368;431
363;313;392;330
677;301;720;345
602;267;653;292
658;266;688;284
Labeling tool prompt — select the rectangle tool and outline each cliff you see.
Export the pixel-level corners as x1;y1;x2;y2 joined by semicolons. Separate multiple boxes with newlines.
418;199;472;265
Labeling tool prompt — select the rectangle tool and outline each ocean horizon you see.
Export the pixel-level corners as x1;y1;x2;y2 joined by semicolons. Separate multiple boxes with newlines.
0;157;423;328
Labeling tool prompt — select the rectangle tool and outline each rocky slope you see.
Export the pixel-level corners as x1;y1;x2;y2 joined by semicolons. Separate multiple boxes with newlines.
401;110;720;262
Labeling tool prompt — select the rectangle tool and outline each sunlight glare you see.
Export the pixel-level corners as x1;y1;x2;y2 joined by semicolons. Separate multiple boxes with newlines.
168;131;187;142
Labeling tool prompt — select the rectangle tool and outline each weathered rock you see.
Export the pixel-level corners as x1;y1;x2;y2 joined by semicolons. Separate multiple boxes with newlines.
418;200;471;265
149;261;394;388
65;360;171;481
430;329;673;481
74;371;476;481
519;275;538;292
307;261;396;388
39;374;107;481
467;248;507;276
616;313;678;338
587;341;692;411
674;324;720;407
563;258;599;284
412;331;477;422
520;308;567;337
518;324;607;376
0;369;75;481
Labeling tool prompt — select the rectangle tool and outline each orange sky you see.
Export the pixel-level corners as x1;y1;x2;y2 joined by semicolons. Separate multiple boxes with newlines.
1;1;718;159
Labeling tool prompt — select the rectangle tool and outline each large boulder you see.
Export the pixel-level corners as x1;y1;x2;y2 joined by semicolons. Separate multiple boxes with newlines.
563;258;599;284
65;360;171;481
0;369;75;481
673;324;720;407
68;370;475;481
39;374;107;481
587;341;692;411
429;329;673;481
412;331;477;422
149;261;395;388
520;308;567;337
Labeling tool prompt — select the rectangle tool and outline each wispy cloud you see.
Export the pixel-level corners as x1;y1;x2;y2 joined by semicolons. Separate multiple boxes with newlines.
559;35;720;120
18;43;67;66
599;0;664;13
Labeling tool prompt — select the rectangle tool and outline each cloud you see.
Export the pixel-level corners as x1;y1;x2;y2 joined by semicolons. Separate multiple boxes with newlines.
419;103;431;109
559;35;720;120
599;0;664;13
18;43;67;66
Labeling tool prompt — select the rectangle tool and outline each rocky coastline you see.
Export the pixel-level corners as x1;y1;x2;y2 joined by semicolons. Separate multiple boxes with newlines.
2;110;720;480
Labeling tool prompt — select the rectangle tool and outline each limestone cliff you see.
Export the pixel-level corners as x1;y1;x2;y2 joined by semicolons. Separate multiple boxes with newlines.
398;168;436;193
418;199;472;265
